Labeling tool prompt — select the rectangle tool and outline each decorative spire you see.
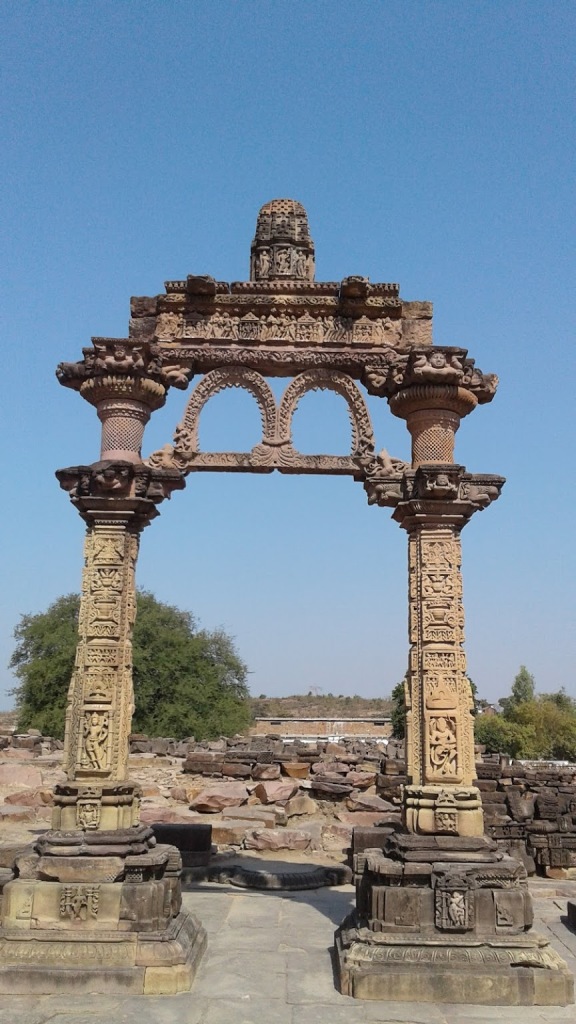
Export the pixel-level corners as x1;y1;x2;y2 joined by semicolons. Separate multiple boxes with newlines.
250;198;315;282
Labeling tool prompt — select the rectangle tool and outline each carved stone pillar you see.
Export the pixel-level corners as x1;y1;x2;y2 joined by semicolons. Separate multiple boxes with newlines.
337;350;572;1005
46;462;184;838
0;347;205;996
393;469;488;837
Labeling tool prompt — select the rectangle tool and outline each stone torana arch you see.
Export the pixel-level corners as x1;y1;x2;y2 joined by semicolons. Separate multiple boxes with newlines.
149;364;376;474
4;198;569;1005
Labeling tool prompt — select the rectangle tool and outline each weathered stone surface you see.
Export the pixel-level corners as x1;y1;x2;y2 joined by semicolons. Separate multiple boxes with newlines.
0;748;36;761
221;762;252;778
140;807;199;825
322;824;354;858
189;783;248;813
345;791;396;813
312;760;348;775
0;805;36;823
0;765;42;788
210;820;251;845
284;794;318;817
336;810;395;827
221;805;277;827
4;788;52;807
251;762;281;780
36;855;125;882
252;780;299;805
345;770;376;789
169;786;189;803
325;743;348;757
243;828;312;852
310;778;352;796
281;762;309;779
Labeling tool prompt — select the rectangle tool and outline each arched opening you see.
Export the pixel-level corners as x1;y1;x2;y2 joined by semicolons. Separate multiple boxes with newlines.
290;388;355;455
197;384;264;453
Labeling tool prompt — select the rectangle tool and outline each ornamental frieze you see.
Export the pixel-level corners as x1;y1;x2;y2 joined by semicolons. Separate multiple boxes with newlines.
176;311;404;346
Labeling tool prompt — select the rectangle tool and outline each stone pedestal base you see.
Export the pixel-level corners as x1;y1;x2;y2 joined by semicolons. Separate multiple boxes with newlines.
335;924;573;1004
0;909;206;994
335;831;574;1005
0;825;207;994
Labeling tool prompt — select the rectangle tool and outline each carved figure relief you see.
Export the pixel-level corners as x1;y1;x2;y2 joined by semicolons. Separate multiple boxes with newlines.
435;789;459;834
494;892;516;929
256;249;270;278
76;799;101;830
425;673;458;709
15;894;33;920
434;875;474;931
60;885;100;921
180;311;401;347
82;711;109;771
428;716;457;777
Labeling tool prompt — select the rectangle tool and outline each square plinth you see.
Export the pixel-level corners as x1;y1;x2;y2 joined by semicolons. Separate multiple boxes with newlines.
335;925;574;1006
0;910;206;994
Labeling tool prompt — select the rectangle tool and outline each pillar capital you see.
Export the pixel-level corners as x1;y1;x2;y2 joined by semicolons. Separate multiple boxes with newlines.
56;460;185;527
362;461;505;522
56;339;193;462
392;465;505;531
362;346;498;402
363;347;498;466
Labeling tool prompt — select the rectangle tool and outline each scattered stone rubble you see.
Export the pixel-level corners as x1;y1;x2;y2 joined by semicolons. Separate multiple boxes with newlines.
1;729;575;876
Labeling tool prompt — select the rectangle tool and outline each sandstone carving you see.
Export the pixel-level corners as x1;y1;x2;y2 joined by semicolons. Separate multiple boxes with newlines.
2;199;569;1006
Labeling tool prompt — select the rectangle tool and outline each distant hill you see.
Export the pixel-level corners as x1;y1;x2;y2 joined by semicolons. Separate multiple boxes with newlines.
249;694;392;720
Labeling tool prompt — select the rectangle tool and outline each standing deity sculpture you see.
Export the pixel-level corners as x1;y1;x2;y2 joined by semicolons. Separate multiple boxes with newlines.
83;710;109;771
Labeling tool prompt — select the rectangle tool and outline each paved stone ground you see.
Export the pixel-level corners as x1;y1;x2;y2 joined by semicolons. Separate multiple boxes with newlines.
0;879;575;1024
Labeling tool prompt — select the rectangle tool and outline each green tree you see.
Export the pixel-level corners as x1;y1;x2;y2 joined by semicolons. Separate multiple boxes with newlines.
390;679;406;739
474;713;536;758
10;591;251;741
541;688;575;713
475;691;576;761
511;698;576;761
9;593;79;738
500;665;535;718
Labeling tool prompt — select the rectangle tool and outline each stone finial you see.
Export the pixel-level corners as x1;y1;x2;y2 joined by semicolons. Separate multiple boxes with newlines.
250;199;315;282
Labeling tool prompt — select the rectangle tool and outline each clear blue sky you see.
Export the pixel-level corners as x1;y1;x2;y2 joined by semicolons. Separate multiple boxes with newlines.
1;1;575;709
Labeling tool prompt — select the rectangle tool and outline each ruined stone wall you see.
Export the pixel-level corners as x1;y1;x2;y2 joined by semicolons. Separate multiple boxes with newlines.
2;729;575;875
249;719;392;740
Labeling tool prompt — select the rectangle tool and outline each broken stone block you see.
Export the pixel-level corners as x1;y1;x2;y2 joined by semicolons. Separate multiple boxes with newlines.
189;783;248;813
252;780;299;805
284;794;318;817
345;792;396;814
221;805;277;827
221;762;252;778
243;828;311;852
281;762;309;779
251;763;281;780
345;771;376;789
